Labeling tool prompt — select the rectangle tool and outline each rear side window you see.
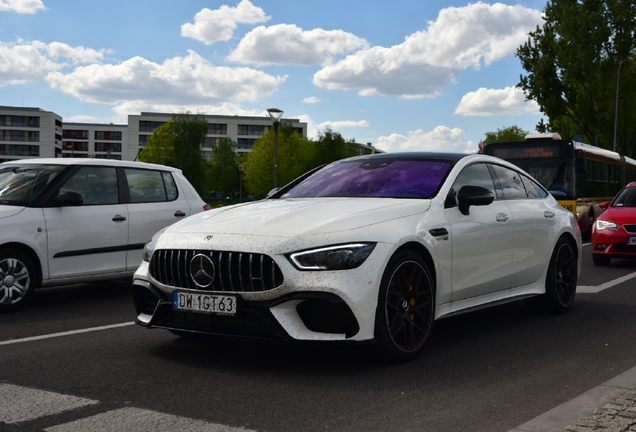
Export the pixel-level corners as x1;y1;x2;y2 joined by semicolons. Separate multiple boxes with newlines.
125;169;176;203
521;174;548;198
491;165;527;200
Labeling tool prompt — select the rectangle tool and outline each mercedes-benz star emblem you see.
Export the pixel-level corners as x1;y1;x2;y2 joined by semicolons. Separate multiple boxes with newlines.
190;254;216;288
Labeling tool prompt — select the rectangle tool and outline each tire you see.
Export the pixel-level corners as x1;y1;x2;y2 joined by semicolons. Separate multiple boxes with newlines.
0;249;37;311
526;238;577;314
375;250;435;362
592;253;611;266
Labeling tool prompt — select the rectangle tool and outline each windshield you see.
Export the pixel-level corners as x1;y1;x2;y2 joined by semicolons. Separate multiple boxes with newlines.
506;159;574;197
612;187;636;207
281;159;452;199
0;164;66;206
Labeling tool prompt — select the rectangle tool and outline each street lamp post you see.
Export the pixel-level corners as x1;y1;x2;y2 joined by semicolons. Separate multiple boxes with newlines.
238;164;244;203
613;55;631;153
267;108;283;188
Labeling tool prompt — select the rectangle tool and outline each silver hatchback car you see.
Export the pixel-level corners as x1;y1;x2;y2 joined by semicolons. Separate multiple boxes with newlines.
0;158;210;311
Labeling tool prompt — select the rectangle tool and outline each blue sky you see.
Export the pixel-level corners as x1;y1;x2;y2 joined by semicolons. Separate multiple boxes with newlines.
0;0;549;153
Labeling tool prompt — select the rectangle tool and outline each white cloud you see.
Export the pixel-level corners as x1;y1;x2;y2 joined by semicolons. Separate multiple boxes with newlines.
0;40;108;86
376;126;475;153
181;0;270;45
227;24;369;66
0;0;45;14
455;86;540;116
314;2;542;98
318;120;369;129
302;96;320;104
112;101;263;118
45;50;286;113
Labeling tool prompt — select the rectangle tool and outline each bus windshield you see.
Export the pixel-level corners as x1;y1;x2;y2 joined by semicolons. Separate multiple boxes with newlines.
506;158;575;198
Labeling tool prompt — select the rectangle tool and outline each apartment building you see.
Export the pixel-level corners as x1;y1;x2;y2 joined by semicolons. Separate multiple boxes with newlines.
0;106;63;162
62;122;128;160
127;112;308;161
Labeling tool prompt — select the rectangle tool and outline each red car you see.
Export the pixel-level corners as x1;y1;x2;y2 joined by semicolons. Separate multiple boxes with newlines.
592;181;636;265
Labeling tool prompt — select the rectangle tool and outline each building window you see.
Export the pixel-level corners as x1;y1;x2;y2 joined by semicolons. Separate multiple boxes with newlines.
95;142;122;152
65;142;89;151
63;130;88;139
139;135;149;146
95;131;122;141
55;119;62;128
0;115;40;128
208;123;227;135
0;130;40;142
237;138;256;150
93;154;122;160
238;124;268;136
139;121;165;132
0;144;40;156
204;136;226;147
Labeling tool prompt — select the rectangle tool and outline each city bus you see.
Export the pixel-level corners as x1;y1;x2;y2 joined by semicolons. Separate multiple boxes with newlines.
483;133;636;237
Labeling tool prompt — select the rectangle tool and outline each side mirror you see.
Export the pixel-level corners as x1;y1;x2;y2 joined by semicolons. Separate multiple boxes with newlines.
599;201;609;210
458;185;494;215
56;191;84;207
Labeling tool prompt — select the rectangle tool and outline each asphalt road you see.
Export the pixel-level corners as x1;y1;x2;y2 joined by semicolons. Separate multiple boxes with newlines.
1;244;635;432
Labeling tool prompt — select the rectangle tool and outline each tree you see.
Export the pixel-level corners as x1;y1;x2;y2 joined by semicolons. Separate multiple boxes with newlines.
243;123;316;197
172;112;208;194
208;137;238;198
517;0;636;156
314;126;358;165
483;125;529;145
139;112;209;194
138;122;176;167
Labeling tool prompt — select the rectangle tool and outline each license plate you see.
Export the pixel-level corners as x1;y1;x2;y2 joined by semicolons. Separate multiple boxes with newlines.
628;237;636;245
173;292;237;315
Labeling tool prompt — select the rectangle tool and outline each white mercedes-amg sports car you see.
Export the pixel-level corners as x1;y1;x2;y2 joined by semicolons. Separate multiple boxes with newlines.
133;152;582;361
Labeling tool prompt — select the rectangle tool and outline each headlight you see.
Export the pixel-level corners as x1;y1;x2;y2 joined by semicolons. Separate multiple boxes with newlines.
142;239;155;262
596;219;618;231
288;243;376;270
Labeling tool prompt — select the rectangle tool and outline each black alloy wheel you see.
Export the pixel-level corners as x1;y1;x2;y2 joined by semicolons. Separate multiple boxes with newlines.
526;237;577;314
0;249;37;311
375;250;435;362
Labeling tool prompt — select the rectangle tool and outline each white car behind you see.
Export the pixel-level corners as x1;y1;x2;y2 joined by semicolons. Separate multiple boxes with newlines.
0;158;210;310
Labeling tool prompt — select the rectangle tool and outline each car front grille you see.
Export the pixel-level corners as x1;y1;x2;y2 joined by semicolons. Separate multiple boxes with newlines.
623;224;636;234
149;249;284;292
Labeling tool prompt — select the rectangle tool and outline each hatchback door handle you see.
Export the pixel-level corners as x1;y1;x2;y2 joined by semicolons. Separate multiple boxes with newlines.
112;215;127;222
174;210;186;217
496;213;509;222
544;211;555;219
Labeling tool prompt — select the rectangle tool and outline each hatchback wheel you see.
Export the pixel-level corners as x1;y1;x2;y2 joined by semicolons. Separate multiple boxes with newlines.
0;250;37;311
526;238;577;314
375;251;434;362
592;253;611;266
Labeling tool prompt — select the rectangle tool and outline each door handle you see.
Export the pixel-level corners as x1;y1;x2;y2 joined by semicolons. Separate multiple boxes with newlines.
174;210;186;217
112;215;127;222
544;211;555;219
496;213;509;222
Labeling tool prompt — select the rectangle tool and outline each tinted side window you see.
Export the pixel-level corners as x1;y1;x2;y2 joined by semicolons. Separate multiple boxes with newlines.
125;169;172;203
447;163;496;206
521;174;548;198
60;166;118;205
491;165;527;200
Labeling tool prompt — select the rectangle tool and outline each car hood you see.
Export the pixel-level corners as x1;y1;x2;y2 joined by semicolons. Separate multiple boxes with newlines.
601;206;636;225
0;205;25;220
169;198;431;238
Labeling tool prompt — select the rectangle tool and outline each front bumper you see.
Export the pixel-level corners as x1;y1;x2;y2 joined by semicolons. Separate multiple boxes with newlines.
133;279;361;342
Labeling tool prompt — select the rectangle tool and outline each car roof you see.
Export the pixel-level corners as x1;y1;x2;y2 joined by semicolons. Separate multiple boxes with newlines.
0;158;182;173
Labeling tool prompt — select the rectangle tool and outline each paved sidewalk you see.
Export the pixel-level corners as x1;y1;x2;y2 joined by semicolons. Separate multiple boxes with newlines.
509;365;636;432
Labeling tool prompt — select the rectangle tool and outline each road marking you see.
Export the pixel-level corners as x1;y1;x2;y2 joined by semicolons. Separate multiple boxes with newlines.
45;407;256;432
0;384;99;424
0;322;135;346
578;271;636;293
